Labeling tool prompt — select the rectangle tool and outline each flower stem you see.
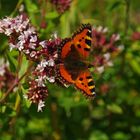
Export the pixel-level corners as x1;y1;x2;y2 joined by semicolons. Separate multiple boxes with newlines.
0;71;28;104
121;0;131;73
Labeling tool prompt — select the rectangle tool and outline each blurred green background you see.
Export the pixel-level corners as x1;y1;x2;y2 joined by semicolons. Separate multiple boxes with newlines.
0;0;140;140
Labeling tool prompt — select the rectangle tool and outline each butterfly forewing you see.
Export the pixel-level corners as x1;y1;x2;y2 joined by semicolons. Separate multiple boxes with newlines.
72;24;92;58
58;38;72;60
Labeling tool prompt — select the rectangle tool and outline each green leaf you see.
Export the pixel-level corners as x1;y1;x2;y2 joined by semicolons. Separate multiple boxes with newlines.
112;132;131;140
19;56;28;77
89;130;109;140
126;52;140;75
45;11;59;19
7;52;18;72
107;104;123;114
91;107;106;119
24;0;38;13
108;1;122;11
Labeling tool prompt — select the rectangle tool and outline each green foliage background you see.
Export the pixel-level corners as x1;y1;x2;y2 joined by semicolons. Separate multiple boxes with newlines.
0;0;140;140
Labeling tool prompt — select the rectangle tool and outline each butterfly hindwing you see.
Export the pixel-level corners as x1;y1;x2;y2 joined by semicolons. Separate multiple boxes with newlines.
75;71;96;98
72;24;92;58
56;64;74;87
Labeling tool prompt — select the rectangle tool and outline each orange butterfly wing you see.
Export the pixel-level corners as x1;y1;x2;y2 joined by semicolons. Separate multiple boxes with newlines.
72;24;92;58
56;64;74;86
56;24;95;97
74;71;96;98
58;38;72;60
56;38;74;86
58;24;92;60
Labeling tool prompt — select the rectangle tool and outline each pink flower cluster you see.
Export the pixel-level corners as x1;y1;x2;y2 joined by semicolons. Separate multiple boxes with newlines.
0;15;61;111
92;26;121;74
0;14;39;60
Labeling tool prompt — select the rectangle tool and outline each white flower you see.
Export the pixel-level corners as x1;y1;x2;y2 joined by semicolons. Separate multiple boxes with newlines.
5;28;13;36
53;53;58;58
37;100;45;112
29;42;36;49
118;44;124;51
25;26;36;35
9;43;17;51
19;4;24;12
107;61;113;67
36;59;48;72
12;16;29;32
103;27;108;33
30;51;36;57
63;83;70;88
48;58;54;67
47;76;55;83
23;49;30;54
30;35;37;42
51;31;58;39
39;41;47;48
21;19;29;30
104;53;110;61
35;75;46;87
42;60;49;67
18;34;26;43
97;26;103;32
23;30;30;39
112;34;120;41
96;66;104;73
17;41;24;51
3;17;12;27
23;94;28;99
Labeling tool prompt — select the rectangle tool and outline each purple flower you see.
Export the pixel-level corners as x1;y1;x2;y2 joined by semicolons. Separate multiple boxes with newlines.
51;0;72;13
92;26;120;73
0;15;39;60
26;80;48;104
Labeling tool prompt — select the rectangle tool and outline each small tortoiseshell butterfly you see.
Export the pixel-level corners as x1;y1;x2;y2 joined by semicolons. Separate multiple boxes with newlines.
56;24;96;98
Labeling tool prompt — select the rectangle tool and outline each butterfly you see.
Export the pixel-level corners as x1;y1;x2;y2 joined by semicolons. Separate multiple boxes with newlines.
56;24;96;98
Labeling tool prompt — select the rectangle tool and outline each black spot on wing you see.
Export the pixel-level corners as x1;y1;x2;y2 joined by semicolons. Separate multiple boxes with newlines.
86;76;92;79
85;39;91;46
84;48;90;51
90;88;95;93
88;81;94;86
71;44;75;48
86;31;91;38
77;44;81;48
79;77;83;81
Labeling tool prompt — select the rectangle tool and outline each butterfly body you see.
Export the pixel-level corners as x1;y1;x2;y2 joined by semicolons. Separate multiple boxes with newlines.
56;24;96;98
